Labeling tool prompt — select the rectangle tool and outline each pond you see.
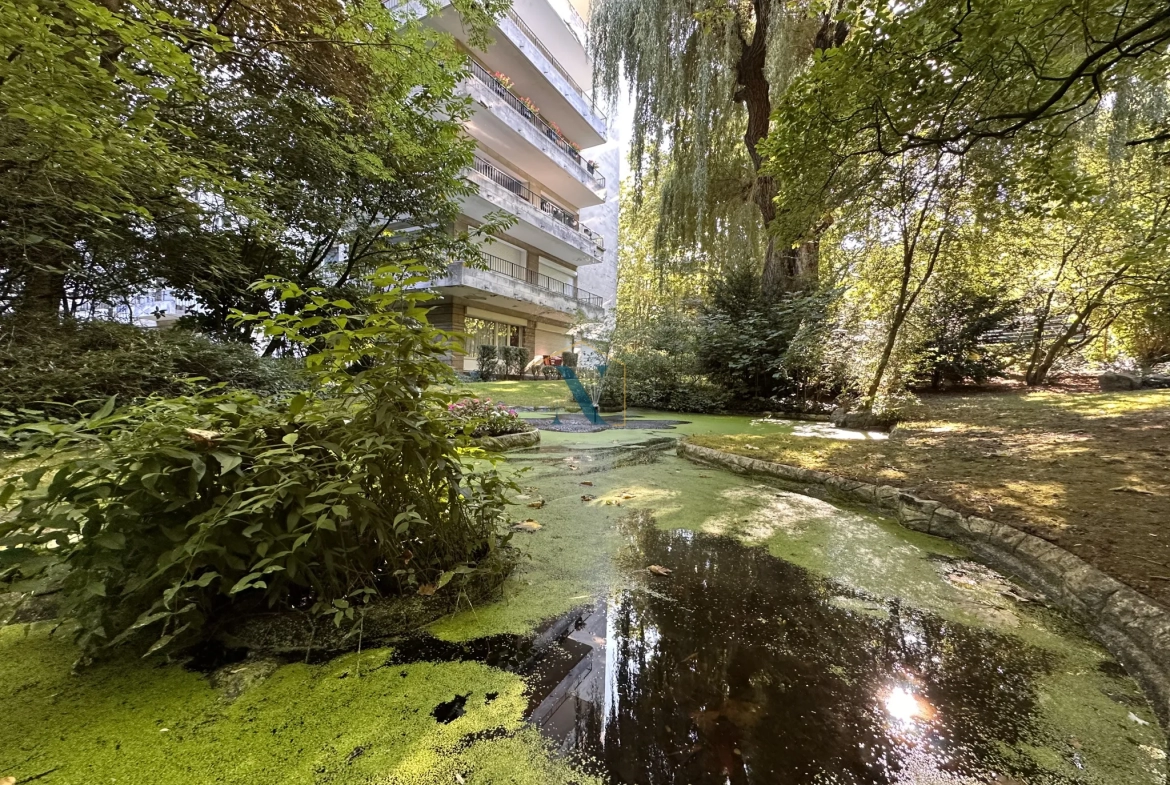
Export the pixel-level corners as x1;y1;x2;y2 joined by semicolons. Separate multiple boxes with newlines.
0;419;1165;785
430;425;1167;784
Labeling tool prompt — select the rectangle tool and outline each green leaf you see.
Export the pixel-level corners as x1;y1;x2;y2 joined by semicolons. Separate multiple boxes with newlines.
282;433;299;446
93;531;126;550
90;396;117;422
213;451;243;474
436;570;455;589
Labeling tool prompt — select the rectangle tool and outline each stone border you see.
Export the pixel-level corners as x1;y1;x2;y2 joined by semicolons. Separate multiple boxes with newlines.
473;429;540;452
678;440;1170;729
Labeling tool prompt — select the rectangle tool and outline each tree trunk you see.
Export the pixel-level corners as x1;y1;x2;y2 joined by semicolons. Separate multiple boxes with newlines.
737;2;844;296
14;253;67;319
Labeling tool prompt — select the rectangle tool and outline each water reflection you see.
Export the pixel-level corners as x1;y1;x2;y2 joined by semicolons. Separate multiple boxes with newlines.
535;518;1063;784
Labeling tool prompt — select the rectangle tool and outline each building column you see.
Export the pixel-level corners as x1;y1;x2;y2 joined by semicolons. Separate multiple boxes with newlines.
523;319;538;366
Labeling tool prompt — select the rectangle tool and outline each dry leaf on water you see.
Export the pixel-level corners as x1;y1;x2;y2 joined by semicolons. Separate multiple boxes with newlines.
527;500;545;509
417;584;437;596
184;428;222;447
620;493;635;500
581;494;596;501
580;481;594;486
514;520;542;532
648;565;672;577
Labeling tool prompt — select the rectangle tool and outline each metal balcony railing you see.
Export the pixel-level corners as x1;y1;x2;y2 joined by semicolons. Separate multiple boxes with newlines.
470;252;604;308
468;60;605;190
504;9;607;123
467;156;606;254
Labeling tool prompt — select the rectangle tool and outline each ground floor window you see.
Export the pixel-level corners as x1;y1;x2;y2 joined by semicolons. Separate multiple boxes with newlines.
465;317;519;353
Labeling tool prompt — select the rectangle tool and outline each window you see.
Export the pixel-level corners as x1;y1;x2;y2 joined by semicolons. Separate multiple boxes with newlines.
466;317;519;352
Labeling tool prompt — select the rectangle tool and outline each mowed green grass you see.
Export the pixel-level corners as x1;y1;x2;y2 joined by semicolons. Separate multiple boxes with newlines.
449;380;576;410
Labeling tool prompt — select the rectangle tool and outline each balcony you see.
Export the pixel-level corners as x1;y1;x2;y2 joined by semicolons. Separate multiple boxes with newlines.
462;62;604;208
461;156;605;266
431;255;605;319
409;1;607;145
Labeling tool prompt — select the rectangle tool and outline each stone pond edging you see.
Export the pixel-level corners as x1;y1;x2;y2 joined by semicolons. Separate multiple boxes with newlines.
473;429;540;451
677;440;1170;729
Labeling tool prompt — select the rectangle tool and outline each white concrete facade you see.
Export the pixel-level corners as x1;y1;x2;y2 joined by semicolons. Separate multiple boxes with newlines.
409;0;619;372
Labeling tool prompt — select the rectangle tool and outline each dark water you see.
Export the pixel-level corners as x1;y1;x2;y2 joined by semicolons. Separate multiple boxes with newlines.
536;520;1074;785
392;512;1083;784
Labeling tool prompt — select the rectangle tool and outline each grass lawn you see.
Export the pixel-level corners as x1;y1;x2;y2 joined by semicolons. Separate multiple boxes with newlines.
689;387;1170;607
449;379;576;410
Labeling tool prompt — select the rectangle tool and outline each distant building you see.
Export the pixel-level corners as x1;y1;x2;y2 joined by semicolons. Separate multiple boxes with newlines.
406;0;619;371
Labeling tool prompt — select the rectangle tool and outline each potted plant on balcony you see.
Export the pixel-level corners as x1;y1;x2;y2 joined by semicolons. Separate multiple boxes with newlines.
518;95;539;121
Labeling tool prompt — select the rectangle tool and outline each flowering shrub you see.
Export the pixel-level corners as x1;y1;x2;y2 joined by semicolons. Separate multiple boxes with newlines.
448;397;530;437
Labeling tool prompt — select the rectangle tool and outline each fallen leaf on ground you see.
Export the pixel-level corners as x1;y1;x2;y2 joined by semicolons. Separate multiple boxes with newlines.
580;481;593;486
417;584;436;596
455;773;466;784
621;493;635;499
526;500;545;509
581;494;596;501
514;520;542;532
648;565;672;576
2;777;16;785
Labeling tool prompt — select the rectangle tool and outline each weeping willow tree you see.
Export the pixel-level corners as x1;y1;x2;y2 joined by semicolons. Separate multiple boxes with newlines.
589;0;848;293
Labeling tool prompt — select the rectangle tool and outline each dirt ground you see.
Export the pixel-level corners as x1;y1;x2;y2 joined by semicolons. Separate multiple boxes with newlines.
691;380;1170;608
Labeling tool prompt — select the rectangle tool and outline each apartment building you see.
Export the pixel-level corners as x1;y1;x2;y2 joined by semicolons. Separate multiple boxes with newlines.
409;0;620;373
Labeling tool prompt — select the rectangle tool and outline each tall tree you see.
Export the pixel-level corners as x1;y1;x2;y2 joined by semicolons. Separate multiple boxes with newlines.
0;0;507;324
590;0;848;293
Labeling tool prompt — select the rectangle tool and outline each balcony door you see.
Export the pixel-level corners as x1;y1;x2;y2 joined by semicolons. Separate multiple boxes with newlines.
479;237;528;282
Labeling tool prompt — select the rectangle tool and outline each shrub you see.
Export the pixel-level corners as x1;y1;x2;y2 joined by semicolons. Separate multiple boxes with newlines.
0;267;515;658
447;397;529;437
0;317;303;415
499;345;530;379
911;287;1019;389
476;344;500;380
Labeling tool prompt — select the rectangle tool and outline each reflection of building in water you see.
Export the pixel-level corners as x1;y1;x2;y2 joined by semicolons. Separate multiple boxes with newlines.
522;523;1080;784
528;600;608;753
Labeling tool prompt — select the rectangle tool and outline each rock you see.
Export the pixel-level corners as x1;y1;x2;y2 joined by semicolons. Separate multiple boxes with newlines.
1140;374;1170;389
831;406;895;431
1099;371;1141;391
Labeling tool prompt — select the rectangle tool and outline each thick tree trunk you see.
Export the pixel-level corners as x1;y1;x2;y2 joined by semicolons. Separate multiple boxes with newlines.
14;253;67;318
738;1;844;296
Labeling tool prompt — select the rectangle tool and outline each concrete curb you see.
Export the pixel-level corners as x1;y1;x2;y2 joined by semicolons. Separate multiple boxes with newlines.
474;429;541;452
678;440;1170;729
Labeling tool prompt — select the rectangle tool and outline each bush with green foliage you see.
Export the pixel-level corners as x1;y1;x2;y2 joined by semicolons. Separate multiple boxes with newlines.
601;314;729;413
696;267;838;408
911;287;1019;389
476;344;500;380
0;318;302;415
499;346;531;380
0;267;515;658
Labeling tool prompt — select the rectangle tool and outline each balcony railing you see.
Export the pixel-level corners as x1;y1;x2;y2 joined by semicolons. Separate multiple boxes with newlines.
468;60;605;190
467;156;605;254
471;252;604;308
505;9;607;123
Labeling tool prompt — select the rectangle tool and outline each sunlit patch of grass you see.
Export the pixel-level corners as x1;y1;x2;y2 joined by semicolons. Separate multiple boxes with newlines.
446;380;575;410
